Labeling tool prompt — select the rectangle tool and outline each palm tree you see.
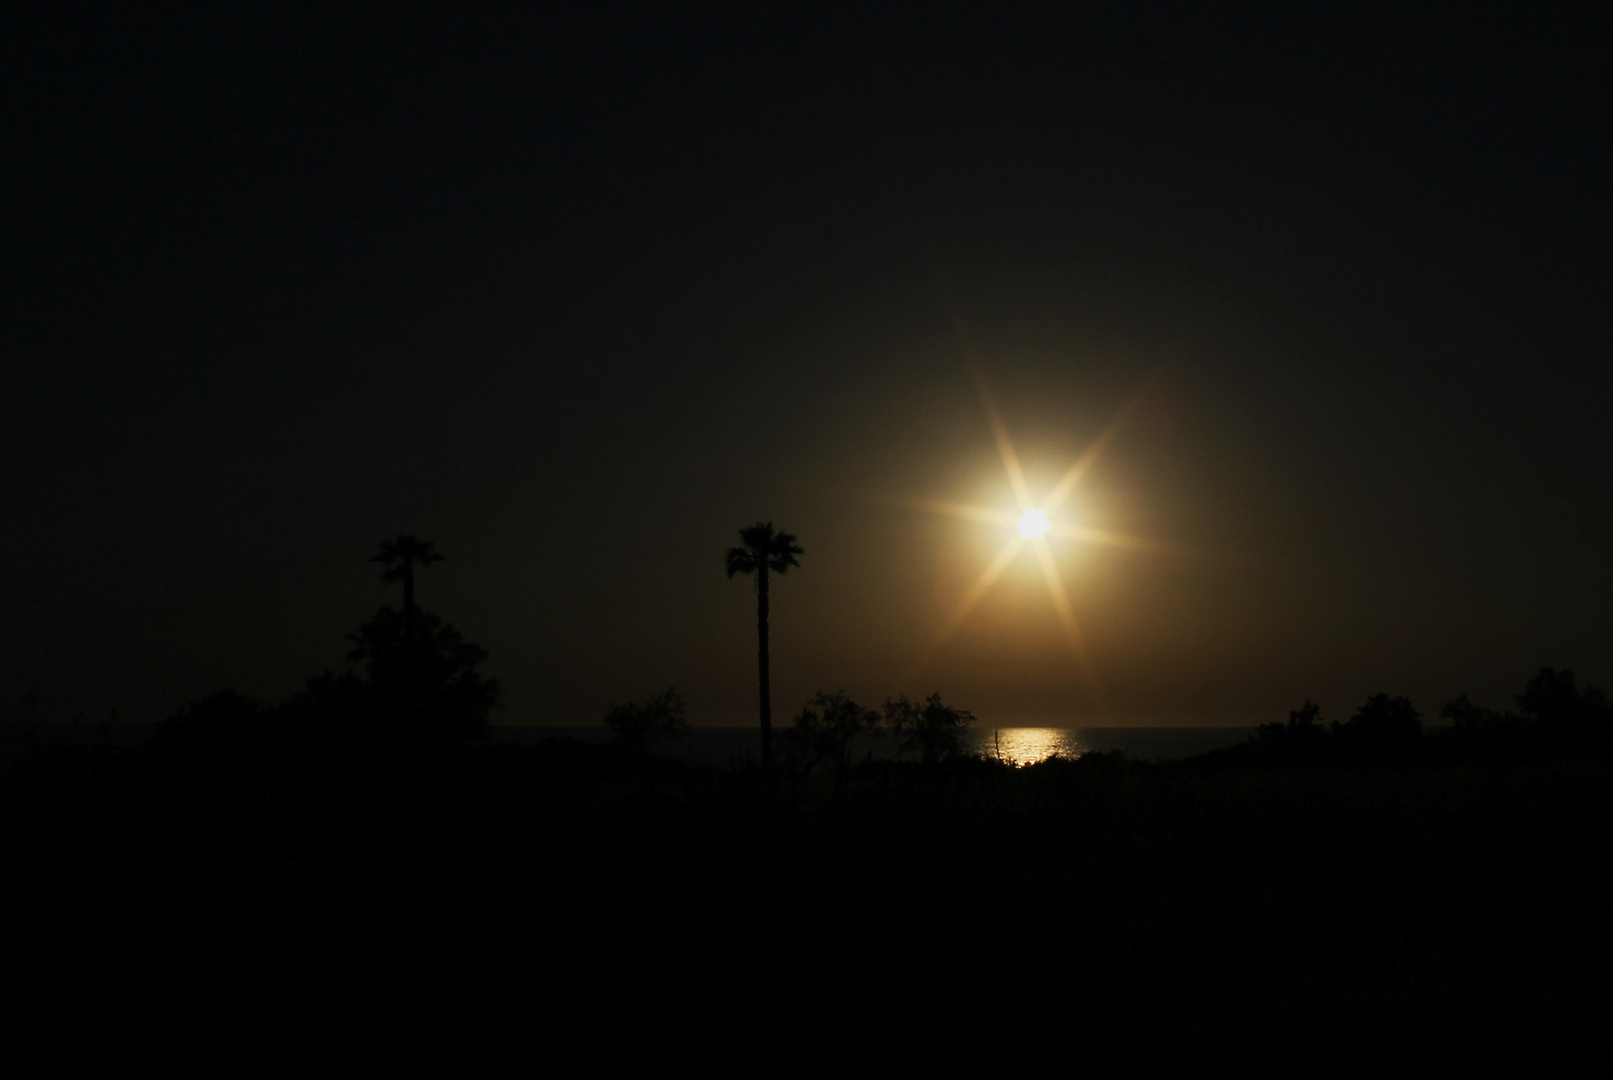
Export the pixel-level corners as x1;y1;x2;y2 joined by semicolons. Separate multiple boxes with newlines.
725;521;804;768
371;533;444;619
369;533;446;720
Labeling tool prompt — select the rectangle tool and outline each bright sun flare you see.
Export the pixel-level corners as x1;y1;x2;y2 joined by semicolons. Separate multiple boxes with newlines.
885;367;1189;683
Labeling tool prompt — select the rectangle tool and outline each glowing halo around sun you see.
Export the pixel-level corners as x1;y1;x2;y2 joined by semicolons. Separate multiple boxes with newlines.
887;369;1191;691
1017;508;1050;541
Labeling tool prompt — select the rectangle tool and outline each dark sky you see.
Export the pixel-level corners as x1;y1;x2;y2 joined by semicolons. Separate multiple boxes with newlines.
5;1;1610;728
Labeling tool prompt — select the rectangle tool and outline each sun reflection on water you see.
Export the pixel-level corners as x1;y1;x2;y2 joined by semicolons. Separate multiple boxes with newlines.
983;727;1089;766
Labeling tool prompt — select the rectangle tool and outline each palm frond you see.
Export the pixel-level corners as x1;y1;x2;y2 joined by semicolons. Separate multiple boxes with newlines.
736;521;777;550
767;530;803;573
725;546;757;578
371;533;445;576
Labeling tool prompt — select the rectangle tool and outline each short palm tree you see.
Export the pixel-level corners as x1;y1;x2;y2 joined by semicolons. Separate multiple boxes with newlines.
725;521;804;769
371;533;444;619
369;533;446;718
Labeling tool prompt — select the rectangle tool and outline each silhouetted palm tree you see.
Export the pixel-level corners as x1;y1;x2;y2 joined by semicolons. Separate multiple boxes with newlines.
371;535;444;709
371;534;444;619
725;522;804;768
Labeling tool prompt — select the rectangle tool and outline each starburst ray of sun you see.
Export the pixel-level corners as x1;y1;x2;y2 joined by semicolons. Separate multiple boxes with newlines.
934;535;1027;645
975;370;1034;511
905;376;1184;676
891;496;1020;530
1033;538;1095;684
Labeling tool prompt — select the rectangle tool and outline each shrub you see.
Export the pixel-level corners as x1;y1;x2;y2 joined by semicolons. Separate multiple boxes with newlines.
150;689;264;754
1332;693;1421;761
884;692;975;764
603;688;688;749
785;691;882;773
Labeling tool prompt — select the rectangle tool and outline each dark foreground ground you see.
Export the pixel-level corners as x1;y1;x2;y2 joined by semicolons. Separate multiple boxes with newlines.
2;736;1609;1069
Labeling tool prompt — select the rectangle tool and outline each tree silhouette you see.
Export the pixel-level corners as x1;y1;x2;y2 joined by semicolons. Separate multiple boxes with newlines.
371;534;444;620
344;605;501;739
785;691;881;798
884;692;975;764
370;534;445;707
1332;692;1421;761
151;689;265;755
1252;699;1328;760
1516;667;1613;756
603;687;689;750
724;522;804;769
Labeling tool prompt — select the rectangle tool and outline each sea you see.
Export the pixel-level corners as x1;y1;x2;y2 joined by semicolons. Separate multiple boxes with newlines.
489;725;1255;768
0;720;1254;766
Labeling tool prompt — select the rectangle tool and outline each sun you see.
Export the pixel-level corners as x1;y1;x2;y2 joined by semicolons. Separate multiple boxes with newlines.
884;367;1188;680
1017;508;1050;541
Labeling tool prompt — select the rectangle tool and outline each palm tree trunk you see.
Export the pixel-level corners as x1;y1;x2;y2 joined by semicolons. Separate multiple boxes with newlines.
402;568;417;721
757;565;772;769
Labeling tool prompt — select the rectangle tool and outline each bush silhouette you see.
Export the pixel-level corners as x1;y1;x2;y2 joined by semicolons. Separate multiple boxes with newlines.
1333;693;1421;761
333;605;501;741
884;692;975;764
1516;667;1612;757
1440;693;1511;734
1252;699;1329;761
279;669;379;743
150;689;265;754
603;688;688;750
785;691;882;796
